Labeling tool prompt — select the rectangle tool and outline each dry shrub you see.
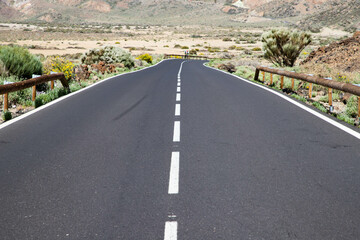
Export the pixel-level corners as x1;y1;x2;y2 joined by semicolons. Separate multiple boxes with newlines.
0;59;7;76
300;63;360;84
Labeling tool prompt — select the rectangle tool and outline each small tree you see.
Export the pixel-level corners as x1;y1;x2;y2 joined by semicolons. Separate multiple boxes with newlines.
262;29;312;67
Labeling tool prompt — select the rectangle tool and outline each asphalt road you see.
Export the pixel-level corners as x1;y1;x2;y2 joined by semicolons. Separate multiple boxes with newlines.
0;59;359;239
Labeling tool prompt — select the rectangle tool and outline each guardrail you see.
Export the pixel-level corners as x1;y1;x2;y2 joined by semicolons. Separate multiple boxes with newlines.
164;54;208;60
1;73;69;111
255;66;360;117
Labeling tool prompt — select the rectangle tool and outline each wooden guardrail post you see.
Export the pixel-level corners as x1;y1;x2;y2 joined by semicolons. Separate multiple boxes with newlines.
328;88;333;110
262;71;265;82
51;81;54;90
270;73;273;85
32;85;36;101
254;68;260;81
291;78;294;90
309;83;313;98
358;97;360;117
280;76;284;89
3;93;8;111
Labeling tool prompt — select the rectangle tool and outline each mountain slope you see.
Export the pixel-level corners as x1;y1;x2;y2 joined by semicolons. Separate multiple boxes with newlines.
299;0;360;31
0;0;359;28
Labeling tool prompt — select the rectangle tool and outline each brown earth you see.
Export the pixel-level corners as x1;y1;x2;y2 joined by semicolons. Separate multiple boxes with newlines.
1;0;357;28
301;31;360;72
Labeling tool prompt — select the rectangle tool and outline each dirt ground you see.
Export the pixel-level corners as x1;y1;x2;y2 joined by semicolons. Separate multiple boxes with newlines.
0;23;351;59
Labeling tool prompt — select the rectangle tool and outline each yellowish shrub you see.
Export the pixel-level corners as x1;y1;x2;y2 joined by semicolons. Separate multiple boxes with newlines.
43;56;74;81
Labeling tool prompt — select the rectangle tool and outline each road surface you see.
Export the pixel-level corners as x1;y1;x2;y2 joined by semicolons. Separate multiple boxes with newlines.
0;59;359;239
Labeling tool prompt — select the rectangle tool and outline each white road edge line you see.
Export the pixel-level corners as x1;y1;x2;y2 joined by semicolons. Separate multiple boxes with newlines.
204;63;360;140
168;152;180;194
164;221;177;240
0;59;172;131
176;93;181;102
175;104;181;116
173;121;180;142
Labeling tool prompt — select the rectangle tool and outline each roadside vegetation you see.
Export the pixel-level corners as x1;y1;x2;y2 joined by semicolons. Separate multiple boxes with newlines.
0;44;160;122
209;29;360;127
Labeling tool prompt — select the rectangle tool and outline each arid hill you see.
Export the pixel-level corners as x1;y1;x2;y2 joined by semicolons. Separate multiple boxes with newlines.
0;0;359;28
302;31;360;72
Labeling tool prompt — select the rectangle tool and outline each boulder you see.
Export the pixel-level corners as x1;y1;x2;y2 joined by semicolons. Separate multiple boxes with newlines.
217;63;236;73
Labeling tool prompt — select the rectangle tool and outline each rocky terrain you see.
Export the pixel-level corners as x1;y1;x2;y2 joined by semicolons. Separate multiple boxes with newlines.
0;0;359;29
299;0;360;32
302;31;360;72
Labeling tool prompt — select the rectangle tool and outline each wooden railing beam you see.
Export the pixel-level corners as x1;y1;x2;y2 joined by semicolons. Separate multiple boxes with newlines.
0;73;69;95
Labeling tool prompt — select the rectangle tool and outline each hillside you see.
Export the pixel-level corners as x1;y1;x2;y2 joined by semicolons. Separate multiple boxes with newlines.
302;31;360;72
299;0;360;32
0;0;359;29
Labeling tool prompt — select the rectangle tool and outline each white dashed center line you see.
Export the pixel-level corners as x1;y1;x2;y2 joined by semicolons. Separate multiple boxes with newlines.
168;152;180;194
173;121;180;142
175;104;181;116
164;221;177;240
164;61;185;240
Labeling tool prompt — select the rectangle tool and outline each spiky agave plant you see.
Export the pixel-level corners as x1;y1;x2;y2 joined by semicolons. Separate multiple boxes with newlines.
262;29;312;67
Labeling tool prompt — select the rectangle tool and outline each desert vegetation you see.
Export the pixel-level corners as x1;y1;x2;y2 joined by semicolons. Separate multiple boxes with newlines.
1;20;359;126
262;29;312;67
0;40;158;122
209;29;360;127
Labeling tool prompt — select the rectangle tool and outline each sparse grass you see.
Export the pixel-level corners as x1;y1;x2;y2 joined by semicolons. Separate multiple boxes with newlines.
312;101;327;113
292;94;307;103
208;58;360;127
300;63;360;84
337;113;355;125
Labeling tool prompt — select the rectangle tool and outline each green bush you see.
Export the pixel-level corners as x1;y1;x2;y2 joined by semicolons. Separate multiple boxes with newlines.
70;83;82;92
137;53;153;63
345;96;358;118
34;97;43;108
2;110;12;121
57;88;69;97
0;45;42;79
81;46;135;68
252;47;262;51
262;29;312;67
34;94;52;108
